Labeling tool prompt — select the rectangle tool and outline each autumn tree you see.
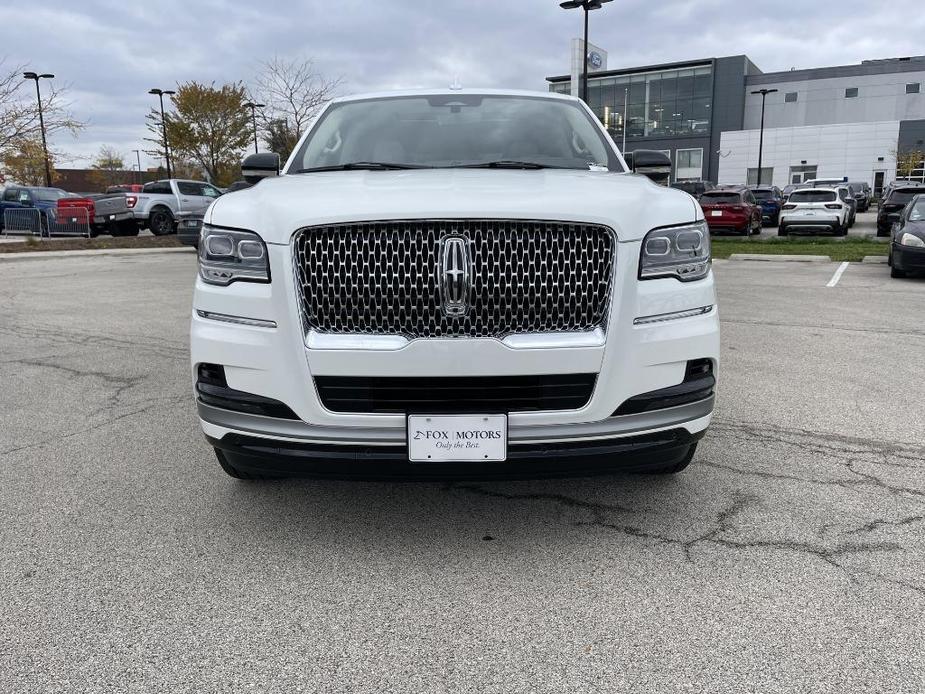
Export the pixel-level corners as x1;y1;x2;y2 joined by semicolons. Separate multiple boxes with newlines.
896;148;925;180
252;56;341;160
1;138;57;185
0;59;83;156
145;81;251;187
88;145;125;189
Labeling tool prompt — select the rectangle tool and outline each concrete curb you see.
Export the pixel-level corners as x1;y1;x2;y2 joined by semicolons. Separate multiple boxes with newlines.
727;253;831;263
862;255;888;264
0;247;194;262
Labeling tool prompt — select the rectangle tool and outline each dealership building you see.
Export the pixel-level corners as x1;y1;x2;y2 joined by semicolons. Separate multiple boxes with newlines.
547;53;925;194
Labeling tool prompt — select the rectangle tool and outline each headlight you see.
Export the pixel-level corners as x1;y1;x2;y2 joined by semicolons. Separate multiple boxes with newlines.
198;225;270;285
639;221;711;282
899;232;925;248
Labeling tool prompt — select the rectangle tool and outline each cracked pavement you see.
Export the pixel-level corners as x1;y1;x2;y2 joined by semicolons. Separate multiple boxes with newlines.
0;253;923;693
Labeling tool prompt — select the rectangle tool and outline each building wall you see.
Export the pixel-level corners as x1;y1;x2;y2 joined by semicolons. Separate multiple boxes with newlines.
744;71;925;129
706;56;758;182
716;121;900;188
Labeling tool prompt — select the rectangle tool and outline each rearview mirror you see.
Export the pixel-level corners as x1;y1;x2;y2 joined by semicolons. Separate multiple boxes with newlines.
241;152;280;185
627;149;672;186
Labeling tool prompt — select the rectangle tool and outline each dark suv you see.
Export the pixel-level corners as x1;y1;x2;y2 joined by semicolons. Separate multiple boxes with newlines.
878;184;925;236
748;185;784;226
670;180;715;198
848;182;871;212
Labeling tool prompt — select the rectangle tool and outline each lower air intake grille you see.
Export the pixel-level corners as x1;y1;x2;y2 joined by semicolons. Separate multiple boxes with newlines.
315;374;597;414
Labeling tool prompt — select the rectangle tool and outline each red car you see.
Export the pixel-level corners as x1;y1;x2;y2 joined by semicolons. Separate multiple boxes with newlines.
699;187;762;235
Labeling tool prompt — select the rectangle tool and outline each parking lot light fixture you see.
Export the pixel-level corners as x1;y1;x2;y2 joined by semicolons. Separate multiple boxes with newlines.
751;88;778;186
243;102;266;154
559;0;613;103
149;88;176;179
22;71;55;187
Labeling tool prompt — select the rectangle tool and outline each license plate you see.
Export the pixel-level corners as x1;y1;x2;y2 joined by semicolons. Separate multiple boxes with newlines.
407;414;507;462
711;210;722;217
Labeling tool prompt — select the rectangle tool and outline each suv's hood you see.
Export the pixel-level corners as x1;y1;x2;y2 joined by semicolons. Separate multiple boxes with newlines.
207;169;701;244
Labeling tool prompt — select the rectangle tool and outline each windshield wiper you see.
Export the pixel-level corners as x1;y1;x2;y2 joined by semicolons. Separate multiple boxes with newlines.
454;160;574;170
296;162;430;173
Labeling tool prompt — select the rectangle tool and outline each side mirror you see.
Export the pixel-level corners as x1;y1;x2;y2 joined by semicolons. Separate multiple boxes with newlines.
241;152;280;185
627;149;672;186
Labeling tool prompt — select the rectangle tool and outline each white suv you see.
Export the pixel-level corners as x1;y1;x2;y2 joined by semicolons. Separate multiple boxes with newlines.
779;187;851;236
190;89;719;478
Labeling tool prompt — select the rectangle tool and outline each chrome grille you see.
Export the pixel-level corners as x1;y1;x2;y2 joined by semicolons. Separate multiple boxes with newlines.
293;219;615;339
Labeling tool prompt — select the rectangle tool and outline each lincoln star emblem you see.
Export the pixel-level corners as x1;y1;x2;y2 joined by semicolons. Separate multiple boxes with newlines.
439;236;470;317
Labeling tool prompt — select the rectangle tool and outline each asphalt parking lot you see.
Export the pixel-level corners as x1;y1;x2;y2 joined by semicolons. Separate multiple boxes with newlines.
1;251;923;692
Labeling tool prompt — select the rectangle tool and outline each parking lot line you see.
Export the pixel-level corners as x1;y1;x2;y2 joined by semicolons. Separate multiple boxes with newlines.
826;261;850;287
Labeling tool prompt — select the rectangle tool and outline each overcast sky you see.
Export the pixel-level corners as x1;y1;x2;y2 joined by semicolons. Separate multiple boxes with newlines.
5;0;925;168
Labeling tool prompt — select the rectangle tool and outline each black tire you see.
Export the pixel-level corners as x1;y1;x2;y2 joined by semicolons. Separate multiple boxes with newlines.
890;259;906;278
647;443;698;475
149;208;175;236
836;223;848;237
214;449;276;480
876;226;890;238
777;225;788;237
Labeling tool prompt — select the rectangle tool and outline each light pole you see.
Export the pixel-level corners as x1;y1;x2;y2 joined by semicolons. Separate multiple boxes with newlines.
133;149;142;184
243;101;265;154
559;0;613;103
750;88;778;186
149;88;176;179
22;71;54;187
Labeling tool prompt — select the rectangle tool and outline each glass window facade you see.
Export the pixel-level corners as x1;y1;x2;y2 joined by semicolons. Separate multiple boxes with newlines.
551;65;714;141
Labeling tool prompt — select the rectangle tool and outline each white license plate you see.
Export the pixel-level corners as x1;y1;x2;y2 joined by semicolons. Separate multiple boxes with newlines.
711;210;722;217
407;414;507;462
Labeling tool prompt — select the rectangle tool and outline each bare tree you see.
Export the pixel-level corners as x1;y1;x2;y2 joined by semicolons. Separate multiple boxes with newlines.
0;59;84;154
253;56;341;159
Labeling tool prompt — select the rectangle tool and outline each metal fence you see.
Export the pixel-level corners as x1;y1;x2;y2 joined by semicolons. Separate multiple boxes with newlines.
2;208;43;236
50;207;91;237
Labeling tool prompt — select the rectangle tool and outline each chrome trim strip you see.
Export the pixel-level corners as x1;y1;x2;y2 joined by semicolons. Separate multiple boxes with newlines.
195;310;277;329
198;396;714;446
501;328;605;349
305;328;606;351
633;305;714;326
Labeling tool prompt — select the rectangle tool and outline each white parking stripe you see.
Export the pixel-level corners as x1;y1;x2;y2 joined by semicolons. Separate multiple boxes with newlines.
826;261;850;287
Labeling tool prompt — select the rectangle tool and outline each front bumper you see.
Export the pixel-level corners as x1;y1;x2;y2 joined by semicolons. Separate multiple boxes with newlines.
892;242;925;272
191;239;720;470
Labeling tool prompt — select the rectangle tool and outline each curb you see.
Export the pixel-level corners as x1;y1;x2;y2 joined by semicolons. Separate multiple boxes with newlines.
0;247;194;262
727;253;831;263
862;255;888;264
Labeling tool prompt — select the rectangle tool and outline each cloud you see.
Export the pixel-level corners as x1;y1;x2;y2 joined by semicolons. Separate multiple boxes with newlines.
4;0;923;167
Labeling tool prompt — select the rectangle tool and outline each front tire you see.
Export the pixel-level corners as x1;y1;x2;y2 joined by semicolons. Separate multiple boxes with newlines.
647;443;697;474
149;208;175;236
214;449;276;480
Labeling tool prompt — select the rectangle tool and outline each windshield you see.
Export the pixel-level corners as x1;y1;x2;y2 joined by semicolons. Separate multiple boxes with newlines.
909;199;925;221
751;190;776;200
291;94;622;172
701;193;741;204
32;188;69;202
889;189;925;204
790;190;837;203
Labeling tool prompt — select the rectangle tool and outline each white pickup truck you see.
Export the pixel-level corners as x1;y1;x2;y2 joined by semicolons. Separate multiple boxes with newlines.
128;179;222;235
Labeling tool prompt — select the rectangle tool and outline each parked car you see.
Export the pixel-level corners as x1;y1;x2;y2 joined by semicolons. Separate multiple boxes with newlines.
130;179;222;236
670;180;715;198
878;183;925;236
805;177;847;187
176;211;205;248
0;186;72;234
191;89;719;479
106;184;143;194
699;187;762;235
782;183;810;202
848;181;871;212
747;185;784;226
834;184;857;227
778;187;850;236
889;194;925;278
56;193;137;237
